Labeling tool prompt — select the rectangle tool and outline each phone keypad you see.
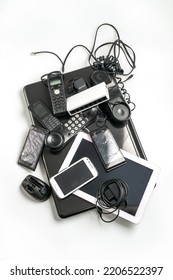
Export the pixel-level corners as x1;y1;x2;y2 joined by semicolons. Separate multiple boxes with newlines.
42;115;62;131
63;114;86;136
54;107;98;147
51;89;67;115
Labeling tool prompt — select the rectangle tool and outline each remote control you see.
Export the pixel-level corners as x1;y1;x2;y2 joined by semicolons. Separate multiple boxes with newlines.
47;71;67;116
28;99;62;132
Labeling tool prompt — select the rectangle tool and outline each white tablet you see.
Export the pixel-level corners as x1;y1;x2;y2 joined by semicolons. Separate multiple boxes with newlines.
60;132;160;224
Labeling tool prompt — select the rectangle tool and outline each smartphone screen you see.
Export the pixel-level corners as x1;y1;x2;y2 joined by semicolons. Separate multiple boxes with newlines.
18;125;48;170
50;157;98;198
90;127;126;171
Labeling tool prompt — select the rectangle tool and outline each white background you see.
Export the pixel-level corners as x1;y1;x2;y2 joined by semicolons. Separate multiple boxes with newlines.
0;0;173;263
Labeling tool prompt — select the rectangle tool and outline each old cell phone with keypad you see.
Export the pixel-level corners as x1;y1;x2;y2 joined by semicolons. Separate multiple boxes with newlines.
28;99;62;131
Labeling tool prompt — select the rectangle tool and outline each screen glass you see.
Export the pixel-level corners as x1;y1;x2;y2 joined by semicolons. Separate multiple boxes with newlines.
50;79;61;86
92;128;120;164
34;103;48;118
18;126;47;170
54;160;93;195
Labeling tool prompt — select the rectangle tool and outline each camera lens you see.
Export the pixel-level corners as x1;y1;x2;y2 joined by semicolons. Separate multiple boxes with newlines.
45;131;64;152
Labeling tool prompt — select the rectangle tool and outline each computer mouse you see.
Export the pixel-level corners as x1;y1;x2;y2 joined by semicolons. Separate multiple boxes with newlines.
21;175;51;202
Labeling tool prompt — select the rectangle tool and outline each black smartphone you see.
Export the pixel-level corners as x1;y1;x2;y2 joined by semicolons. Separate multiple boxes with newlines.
18;125;48;170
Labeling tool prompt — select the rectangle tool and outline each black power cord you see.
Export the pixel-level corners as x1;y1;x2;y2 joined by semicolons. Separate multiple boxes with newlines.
111;74;136;111
96;178;129;223
31;23;136;76
31;51;63;67
31;23;136;111
88;23;136;76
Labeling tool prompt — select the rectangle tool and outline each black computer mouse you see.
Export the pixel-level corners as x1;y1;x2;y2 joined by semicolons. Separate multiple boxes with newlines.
21;175;51;202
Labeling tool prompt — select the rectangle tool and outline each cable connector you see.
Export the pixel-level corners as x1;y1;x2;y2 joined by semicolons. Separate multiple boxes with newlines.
29;50;63;66
30;52;37;56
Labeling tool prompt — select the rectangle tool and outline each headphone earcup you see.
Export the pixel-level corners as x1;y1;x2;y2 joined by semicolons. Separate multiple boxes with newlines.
45;131;64;152
112;102;131;122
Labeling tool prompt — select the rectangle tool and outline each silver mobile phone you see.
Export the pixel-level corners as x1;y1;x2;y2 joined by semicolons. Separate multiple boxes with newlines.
49;157;98;199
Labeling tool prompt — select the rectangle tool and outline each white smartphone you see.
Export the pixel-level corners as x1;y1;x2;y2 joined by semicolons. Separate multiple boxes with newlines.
49;157;98;199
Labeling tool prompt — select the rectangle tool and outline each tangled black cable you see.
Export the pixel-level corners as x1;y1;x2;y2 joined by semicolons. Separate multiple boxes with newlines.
31;23;136;76
88;23;136;76
96;178;129;223
111;74;136;111
31;23;136;110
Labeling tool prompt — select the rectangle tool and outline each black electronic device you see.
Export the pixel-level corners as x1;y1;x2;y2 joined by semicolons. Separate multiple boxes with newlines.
100;86;131;123
21;175;51;201
18;125;48;171
47;71;67;116
90;70;112;86
65;77;88;95
73;77;88;93
45;107;98;152
90;126;126;171
28;99;62;131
